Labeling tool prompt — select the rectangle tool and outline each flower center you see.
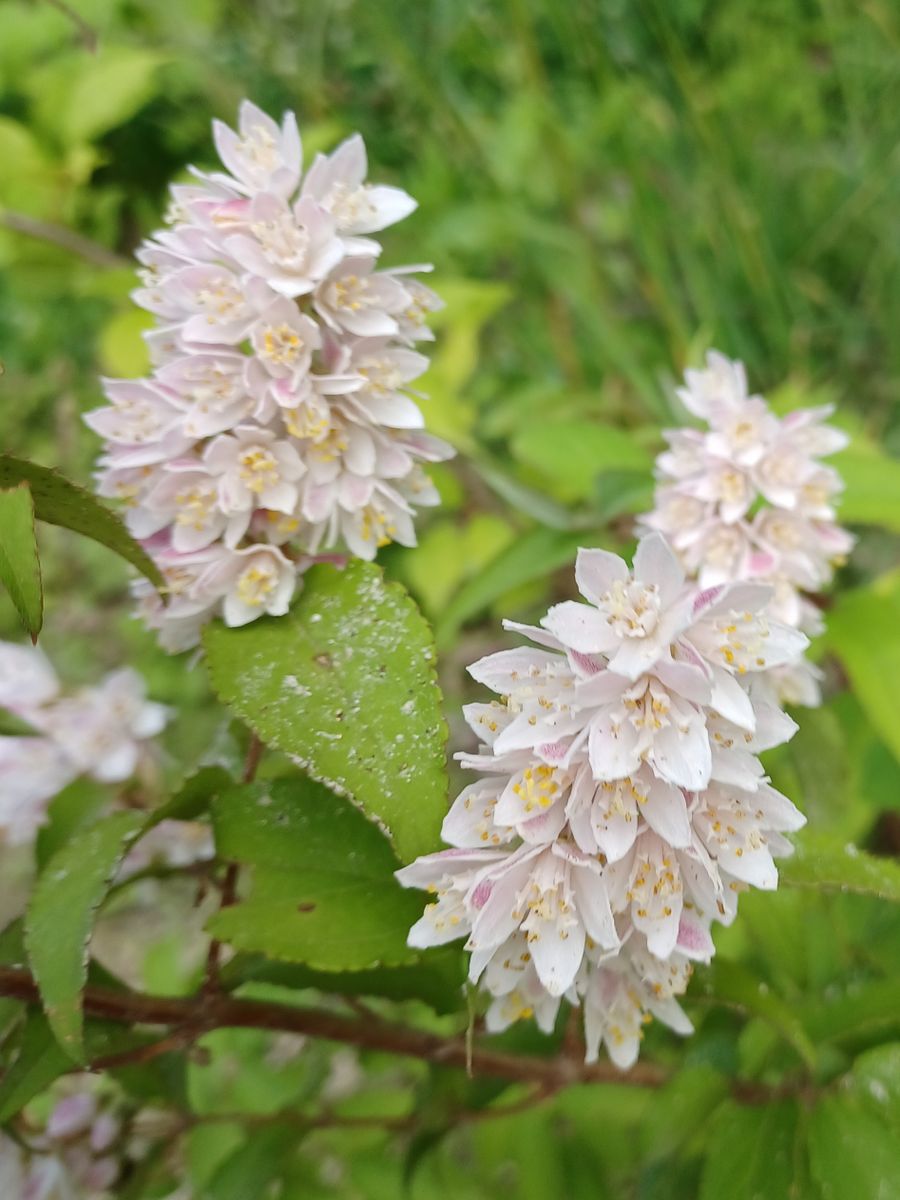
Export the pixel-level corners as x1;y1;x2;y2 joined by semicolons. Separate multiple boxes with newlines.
326;182;378;227
602;579;661;638
251;215;310;269
260;323;306;367
238;447;279;493
236;564;277;606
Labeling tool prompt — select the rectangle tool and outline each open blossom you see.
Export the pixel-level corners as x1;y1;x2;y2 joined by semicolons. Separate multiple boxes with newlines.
641;350;853;704
86;100;452;650
398;533;807;1066
0;642;167;845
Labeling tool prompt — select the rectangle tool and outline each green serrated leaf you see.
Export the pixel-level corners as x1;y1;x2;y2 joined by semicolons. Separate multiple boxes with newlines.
203;1125;298;1200
699;1100;799;1200
209;777;423;970
25;811;146;1060
221;945;466;1014
0;484;42;639
781;834;900;902
0;1012;72;1121
640;1064;729;1163
35;778;108;870
147;765;234;828
804;980;900;1047
808;1092;900;1199
699;960;817;1069
203;561;447;863
0;456;163;592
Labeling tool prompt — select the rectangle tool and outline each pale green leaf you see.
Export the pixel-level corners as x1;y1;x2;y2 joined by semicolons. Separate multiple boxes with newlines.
0;484;42;639
25;811;146;1060
203;561;447;862
781;834;900;902
208;777;423;970
435;527;584;646
808;1093;900;1200
699;1101;799;1200
0;456;164;591
848;1045;900;1130
804;980;900;1047
835;446;900;531
56;47;166;145
825;570;900;765
511;420;653;503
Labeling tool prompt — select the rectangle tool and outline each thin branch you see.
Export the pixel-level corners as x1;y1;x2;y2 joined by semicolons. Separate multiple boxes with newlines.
42;0;99;52
88;1026;198;1072
241;733;265;784
203;734;263;993
0;965;805;1102
0;211;127;270
0;965;663;1090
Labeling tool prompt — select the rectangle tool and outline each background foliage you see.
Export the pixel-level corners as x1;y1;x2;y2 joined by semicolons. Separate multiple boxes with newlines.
2;1;900;1196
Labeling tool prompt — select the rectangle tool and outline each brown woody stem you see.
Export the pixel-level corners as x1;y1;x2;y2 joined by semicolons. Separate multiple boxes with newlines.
0;965;800;1103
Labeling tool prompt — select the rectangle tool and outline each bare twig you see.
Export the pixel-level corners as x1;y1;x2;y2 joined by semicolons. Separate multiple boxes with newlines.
0;211;127;270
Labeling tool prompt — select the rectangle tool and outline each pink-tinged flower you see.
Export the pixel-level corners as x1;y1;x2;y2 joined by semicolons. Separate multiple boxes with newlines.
302;133;417;248
0;645;168;844
8;1076;132;1199
249;297;322;378
211;100;302;197
0;737;76;845
0;642;60;711
398;533;807;1065
35;669;168;784
155;352;256;438
200;544;296;626
581;944;694;1069
84;380;191;462
86;100;450;649
203;425;305;529
641;350;852;706
398;841;619;998
314;256;411;337
482;932;565;1035
691;780;805;890
226;194;343;296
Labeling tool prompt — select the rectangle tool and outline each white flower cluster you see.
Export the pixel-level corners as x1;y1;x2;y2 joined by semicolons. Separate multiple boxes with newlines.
398;534;809;1067
86;100;452;651
0;1077;186;1200
0;1078;125;1198
641;350;853;704
0;642;167;845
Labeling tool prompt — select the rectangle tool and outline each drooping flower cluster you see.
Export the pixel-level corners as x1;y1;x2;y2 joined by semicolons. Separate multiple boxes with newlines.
0;642;167;845
641;350;853;704
398;534;808;1067
85;100;452;651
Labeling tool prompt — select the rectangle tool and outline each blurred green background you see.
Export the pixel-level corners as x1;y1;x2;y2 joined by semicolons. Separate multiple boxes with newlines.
3;1;900;1196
